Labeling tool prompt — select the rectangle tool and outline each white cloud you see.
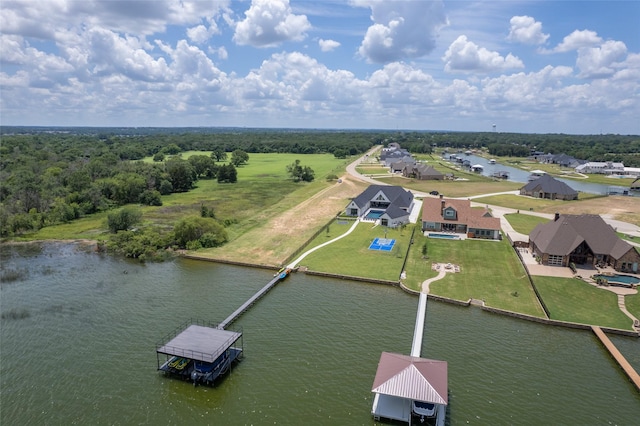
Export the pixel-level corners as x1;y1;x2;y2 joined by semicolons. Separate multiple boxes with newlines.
443;35;524;73
507;16;549;45
576;40;627;79
233;0;311;47
356;0;448;63
0;0;228;39
552;29;602;53
319;39;340;52
187;24;212;44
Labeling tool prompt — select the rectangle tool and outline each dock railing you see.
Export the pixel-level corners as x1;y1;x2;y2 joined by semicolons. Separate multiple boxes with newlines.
156;319;243;363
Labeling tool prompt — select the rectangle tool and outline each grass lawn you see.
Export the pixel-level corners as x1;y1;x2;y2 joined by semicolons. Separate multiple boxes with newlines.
298;221;413;282
473;193;605;212
404;235;545;317
533;276;634;330
504;213;549;234
376;176;522;198
625;292;640;320
355;165;389;174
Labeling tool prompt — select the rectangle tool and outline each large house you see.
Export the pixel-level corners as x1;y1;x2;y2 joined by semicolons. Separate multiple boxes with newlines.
402;164;444;180
519;174;578;200
529;214;640;272
575;161;625;175
421;196;501;239
345;185;414;228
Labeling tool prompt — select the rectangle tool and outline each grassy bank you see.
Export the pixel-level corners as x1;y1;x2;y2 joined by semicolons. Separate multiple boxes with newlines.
533;276;634;330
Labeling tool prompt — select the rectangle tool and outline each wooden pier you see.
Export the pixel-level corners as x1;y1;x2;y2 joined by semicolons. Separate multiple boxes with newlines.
591;326;640;391
217;269;291;330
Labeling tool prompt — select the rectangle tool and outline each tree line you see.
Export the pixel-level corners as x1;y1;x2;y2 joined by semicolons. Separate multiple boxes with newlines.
1;127;637;250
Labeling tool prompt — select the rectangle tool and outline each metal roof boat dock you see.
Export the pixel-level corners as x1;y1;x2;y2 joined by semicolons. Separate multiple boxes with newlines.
371;288;448;425
156;319;243;386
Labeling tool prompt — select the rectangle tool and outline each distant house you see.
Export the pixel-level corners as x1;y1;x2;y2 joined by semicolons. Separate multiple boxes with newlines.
575;161;625;175
403;164;444;180
529;214;640;272
345;185;414;228
540;153;582;168
519;174;578;200
421;196;501;239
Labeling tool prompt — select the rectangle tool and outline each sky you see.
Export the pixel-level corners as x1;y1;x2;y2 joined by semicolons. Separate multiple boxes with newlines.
1;0;639;134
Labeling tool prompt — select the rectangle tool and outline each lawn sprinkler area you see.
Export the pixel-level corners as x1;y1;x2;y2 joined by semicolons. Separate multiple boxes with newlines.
369;237;396;252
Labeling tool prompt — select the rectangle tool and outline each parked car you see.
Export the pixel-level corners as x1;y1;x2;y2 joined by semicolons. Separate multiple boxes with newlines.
429;190;439;196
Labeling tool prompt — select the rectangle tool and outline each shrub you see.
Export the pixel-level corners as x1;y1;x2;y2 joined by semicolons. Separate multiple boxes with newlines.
107;207;142;233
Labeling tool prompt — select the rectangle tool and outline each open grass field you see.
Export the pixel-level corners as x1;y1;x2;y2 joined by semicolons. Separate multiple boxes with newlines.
20;153;351;244
504;213;549;234
533;276;634;330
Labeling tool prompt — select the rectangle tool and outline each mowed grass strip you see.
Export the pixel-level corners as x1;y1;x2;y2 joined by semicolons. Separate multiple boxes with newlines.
533;276;634;330
504;213;549;235
625;292;640;320
411;236;545;317
299;222;412;282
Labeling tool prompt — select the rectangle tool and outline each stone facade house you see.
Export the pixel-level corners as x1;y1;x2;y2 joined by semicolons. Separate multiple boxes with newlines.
529;214;640;272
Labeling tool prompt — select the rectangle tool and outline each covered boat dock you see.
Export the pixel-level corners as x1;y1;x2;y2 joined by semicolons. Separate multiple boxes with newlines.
156;319;243;386
371;352;448;425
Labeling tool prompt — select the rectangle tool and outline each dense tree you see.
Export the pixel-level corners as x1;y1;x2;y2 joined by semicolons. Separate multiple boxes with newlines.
188;154;217;178
173;216;228;248
211;149;227;162
230;149;249;166
217;163;238;183
165;158;196;192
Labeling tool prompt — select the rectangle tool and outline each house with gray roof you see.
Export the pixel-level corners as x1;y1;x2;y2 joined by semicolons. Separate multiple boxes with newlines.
529;214;640;272
402;164;444;180
519;174;578;200
345;185;414;228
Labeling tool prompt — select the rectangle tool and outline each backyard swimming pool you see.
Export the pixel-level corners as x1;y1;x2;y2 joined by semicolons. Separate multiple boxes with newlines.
365;210;385;219
593;274;640;286
428;233;460;240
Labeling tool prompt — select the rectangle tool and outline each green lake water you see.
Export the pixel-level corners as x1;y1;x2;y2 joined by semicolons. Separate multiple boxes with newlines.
1;243;639;425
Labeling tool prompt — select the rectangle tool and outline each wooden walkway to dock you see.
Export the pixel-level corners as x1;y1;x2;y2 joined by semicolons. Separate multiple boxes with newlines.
591;326;640;392
217;274;284;330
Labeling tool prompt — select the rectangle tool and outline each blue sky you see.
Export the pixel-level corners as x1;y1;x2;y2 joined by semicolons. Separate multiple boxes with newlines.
1;0;639;134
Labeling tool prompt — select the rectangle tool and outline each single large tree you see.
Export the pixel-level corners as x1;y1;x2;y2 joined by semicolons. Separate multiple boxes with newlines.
286;159;315;182
230;149;249;167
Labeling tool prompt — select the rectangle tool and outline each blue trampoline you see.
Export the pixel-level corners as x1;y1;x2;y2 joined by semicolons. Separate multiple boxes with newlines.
369;237;396;251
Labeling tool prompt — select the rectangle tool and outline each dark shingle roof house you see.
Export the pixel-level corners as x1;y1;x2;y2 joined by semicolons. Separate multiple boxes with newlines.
345;185;414;228
520;174;578;200
529;214;640;272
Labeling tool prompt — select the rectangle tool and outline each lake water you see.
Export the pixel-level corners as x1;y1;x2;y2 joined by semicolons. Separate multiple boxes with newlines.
447;154;634;195
1;243;639;425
